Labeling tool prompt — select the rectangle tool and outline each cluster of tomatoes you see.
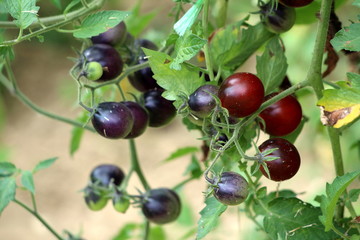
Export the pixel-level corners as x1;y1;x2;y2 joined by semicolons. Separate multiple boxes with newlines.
84;164;181;224
76;22;177;140
75;22;181;224
76;0;314;219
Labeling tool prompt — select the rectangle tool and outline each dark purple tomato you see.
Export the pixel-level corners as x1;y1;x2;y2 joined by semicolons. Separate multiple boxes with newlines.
188;85;219;118
261;2;296;34
218;73;264;118
91;102;134;139
259;138;301;181
84;186;108;211
91;21;127;46
259;93;302;136
128;39;161;92
213;171;249;205
141;188;181;224
279;0;314;7
142;89;176;127
90;164;125;187
122;101;149;139
82;44;123;81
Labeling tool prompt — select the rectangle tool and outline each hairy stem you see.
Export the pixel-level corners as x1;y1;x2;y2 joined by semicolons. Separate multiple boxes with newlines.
0;64;95;132
0;0;105;46
202;0;215;82
13;199;64;240
307;0;346;219
129;139;151;191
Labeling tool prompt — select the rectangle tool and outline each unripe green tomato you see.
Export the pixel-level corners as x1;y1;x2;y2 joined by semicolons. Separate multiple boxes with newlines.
84;186;108;211
112;194;130;213
85;61;103;81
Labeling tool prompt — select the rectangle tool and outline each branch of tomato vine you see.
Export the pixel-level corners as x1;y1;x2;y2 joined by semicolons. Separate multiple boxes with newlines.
0;0;105;47
202;0;215;82
0;59;95;132
203;80;310;184
306;0;347;221
129;139;151;191
13;199;64;240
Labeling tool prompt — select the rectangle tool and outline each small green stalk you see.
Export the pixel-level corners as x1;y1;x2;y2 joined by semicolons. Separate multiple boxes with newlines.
202;0;215;82
129;139;151;191
0;0;105;46
13;199;64;240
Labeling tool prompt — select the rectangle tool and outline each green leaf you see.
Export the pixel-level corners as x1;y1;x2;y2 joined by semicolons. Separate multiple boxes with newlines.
149;226;166;240
353;0;360;7
124;3;156;37
170;31;207;70
164;146;199;162
210;21;274;71
5;0;40;29
0;162;17;177
330;23;360;52
73;10;131;38
21;170;35;193
264;197;338;240
0;46;15;61
319;170;360;231
256;37;288;94
70;112;88;156
196;197;227;240
252;190;297;215
177;196;195;226
143;48;204;107
183;155;202;179
349;189;360;202
112;223;140;240
49;0;61;9
63;0;80;15
347;72;360;89
33;157;58;173
317;78;360;128
0;177;16;214
174;0;204;36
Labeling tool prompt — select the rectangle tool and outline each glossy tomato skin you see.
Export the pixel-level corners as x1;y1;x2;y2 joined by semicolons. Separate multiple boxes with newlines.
128;39;161;92
82;44;123;81
188;84;219;118
279;0;314;8
259;93;302;136
143;89;176;127
90;164;125;187
213;171;249;205
261;2;296;34
91;102;134;139
218;73;264;118
122;101;149;139
141;188;181;224
91;21;127;46
259;138;301;181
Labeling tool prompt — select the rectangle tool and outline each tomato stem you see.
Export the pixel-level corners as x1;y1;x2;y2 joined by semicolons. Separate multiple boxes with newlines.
202;0;215;82
128;139;151;191
0;58;95;132
0;0;106;47
13;199;64;240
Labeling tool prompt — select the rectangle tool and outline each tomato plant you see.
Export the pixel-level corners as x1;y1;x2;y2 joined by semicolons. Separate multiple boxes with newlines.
0;0;360;239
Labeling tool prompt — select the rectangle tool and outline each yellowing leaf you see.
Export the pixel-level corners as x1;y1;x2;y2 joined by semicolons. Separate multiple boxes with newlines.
318;77;360;128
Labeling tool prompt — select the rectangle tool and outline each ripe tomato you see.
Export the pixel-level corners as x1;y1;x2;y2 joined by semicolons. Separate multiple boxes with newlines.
218;73;264;118
259;93;302;136
259;138;301;181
